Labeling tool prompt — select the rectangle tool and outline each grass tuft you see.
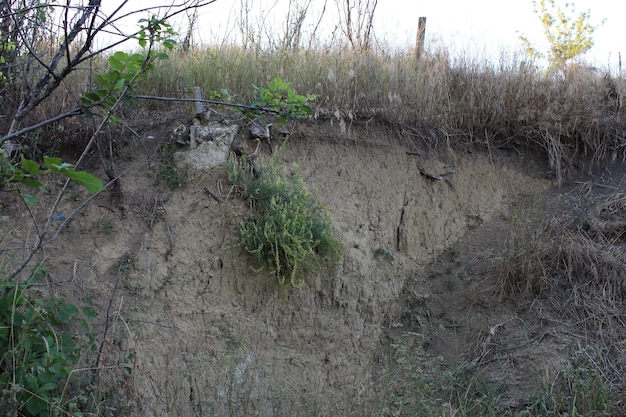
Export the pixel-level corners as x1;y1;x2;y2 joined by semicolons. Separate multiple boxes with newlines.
498;188;626;400
224;152;341;287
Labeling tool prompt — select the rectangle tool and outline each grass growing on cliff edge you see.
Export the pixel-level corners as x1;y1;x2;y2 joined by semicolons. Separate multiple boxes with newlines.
138;44;624;183
225;153;341;287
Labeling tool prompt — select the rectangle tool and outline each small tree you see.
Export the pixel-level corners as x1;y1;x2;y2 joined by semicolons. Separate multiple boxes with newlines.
519;0;604;71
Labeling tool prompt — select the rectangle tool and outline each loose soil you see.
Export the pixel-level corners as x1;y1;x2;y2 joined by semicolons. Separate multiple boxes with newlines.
2;115;624;416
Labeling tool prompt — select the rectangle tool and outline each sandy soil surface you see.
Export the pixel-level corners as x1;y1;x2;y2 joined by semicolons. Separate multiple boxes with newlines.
2;114;623;416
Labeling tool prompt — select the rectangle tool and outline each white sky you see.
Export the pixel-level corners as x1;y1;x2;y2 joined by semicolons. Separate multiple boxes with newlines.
373;0;622;67
104;0;624;69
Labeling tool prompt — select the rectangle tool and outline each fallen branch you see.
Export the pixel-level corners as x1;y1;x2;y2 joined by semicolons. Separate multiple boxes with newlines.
130;94;285;115
203;187;223;203
419;168;442;180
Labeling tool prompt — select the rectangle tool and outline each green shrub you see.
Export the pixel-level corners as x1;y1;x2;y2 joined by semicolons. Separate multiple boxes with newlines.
0;270;96;417
157;144;187;190
225;154;341;287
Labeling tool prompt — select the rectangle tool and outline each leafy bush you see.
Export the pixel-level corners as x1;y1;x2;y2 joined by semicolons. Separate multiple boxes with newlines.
0;150;104;206
0;270;96;417
225;154;340;287
242;77;317;126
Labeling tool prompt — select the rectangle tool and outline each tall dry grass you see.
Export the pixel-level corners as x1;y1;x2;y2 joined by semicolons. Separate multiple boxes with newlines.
498;187;626;393
2;34;623;179
136;43;625;181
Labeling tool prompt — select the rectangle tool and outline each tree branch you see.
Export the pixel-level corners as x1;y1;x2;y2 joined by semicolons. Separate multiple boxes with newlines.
1;108;83;143
129;94;287;115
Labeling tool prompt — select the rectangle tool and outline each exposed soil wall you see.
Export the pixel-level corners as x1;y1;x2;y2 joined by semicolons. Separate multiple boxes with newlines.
3;119;552;415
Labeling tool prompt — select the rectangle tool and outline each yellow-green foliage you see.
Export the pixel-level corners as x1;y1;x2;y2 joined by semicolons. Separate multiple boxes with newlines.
519;0;605;70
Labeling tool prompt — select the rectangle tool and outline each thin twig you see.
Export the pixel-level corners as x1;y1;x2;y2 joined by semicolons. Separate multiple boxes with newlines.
94;253;130;378
1;107;83;143
129;94;286;115
203;187;222;203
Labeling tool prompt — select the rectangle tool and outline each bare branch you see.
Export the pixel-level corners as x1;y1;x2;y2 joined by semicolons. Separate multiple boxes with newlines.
4;0;220;136
1;108;83;143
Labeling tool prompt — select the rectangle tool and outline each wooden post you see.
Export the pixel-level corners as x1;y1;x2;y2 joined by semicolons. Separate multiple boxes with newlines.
193;86;204;117
415;17;426;60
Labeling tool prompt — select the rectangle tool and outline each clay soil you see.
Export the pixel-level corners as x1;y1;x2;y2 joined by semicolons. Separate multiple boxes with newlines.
2;114;624;416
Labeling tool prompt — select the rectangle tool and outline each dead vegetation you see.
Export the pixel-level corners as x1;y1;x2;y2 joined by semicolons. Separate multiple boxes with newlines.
498;183;626;403
138;47;625;184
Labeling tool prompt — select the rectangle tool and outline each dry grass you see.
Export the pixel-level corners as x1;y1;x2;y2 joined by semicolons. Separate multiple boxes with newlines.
499;187;626;395
132;44;626;182
3;38;624;181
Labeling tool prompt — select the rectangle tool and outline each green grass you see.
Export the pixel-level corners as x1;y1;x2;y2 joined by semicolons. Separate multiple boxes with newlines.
224;152;341;287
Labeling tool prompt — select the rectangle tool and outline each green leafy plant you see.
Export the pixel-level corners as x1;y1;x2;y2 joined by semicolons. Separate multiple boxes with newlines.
0;271;96;417
80;16;176;122
0;39;16;84
0;150;104;206
225;154;340;287
157;144;187;190
242;77;317;126
519;0;605;71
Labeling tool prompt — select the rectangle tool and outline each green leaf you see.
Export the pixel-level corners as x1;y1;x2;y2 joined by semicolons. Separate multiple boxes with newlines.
113;51;129;63
20;156;40;175
43;156;64;171
129;53;145;62
83;91;104;103
20;178;45;191
108;56;124;71
22;194;38;206
98;71;120;84
114;78;127;92
25;397;47;416
39;382;57;391
126;63;142;74
66;171;104;194
82;305;96;318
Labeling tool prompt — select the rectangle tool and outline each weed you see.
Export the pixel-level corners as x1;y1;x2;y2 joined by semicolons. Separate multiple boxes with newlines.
160;164;187;188
498;194;545;297
373;247;393;263
523;350;612;416
90;219;115;235
450;369;507;417
224;153;341;287
157;144;187;189
0;268;96;417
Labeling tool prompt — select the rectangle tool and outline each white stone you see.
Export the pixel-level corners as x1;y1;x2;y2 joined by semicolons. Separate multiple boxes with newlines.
174;123;239;173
